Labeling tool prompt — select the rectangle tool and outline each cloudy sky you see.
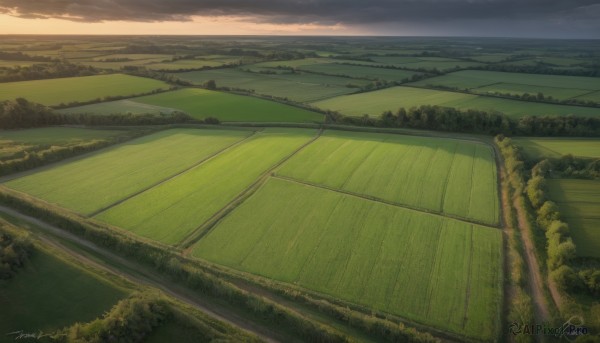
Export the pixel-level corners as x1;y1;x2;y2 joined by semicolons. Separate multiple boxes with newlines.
0;0;599;38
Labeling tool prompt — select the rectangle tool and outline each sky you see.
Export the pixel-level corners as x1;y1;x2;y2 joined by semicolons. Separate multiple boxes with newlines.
0;0;599;38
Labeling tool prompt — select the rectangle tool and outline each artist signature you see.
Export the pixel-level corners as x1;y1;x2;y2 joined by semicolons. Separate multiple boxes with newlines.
5;330;65;341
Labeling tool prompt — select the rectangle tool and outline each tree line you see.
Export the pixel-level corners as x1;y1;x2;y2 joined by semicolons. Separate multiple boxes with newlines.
0;62;100;82
327;105;600;137
496;136;599;298
0;223;33;280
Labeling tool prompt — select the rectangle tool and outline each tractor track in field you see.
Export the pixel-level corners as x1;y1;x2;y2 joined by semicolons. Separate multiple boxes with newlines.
0;205;285;343
272;174;500;229
89;130;260;217
178;128;324;251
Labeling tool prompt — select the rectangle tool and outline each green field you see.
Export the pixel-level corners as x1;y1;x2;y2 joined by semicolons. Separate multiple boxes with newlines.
5;129;251;215
297;63;421;81
0;74;170;106
0;127;128;159
132;88;324;122
277;131;499;225
514;138;600;159
547;179;600;258
57;99;179;116
174;68;370;102
193;178;503;341
95;128;317;244
311;86;600;118
368;56;484;71
0;246;128;334
410;70;600;100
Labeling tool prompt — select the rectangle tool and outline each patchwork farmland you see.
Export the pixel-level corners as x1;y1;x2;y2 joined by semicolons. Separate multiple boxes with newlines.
514;137;600;159
60;88;325;123
2;127;504;340
311;86;600;118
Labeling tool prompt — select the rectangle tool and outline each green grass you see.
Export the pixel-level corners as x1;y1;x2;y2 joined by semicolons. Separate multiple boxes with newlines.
192;178;503;341
0;127;128;159
174;68;370;102
0;248;128;334
410;70;600;100
311;86;600;118
132;88;324;122
5;129;250;215
277;131;499;225
369;56;484;71
57;99;178;116
574;91;600;103
513;138;600;159
95;128;317;245
547;179;600;258
0;74;170;106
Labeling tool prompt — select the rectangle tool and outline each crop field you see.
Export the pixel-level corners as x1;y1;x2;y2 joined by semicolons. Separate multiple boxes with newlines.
0;74;170;106
0;127;128;159
513;138;600;159
174;68;370;102
95;128;317;244
5;129;251;215
575;91;600;103
368;56;484;71
132;89;324;122
192;178;503;341
547;179;600;258
145;59;230;70
277;131;499;225
57;99;179;116
0;60;43;68
296;63;421;81
0;244;128;334
311;86;600;118
409;70;600;100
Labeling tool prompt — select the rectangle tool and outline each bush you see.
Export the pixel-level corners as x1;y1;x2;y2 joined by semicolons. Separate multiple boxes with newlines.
536;201;560;229
551;265;581;291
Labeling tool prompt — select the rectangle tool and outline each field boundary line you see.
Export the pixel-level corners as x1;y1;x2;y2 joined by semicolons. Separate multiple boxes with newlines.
272;175;500;229
89;130;259;217
178;128;324;250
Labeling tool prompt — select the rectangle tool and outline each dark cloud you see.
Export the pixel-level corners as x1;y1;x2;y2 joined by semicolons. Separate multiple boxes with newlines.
1;0;599;37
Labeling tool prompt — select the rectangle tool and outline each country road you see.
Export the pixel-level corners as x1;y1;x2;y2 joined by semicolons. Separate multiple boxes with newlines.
0;205;283;343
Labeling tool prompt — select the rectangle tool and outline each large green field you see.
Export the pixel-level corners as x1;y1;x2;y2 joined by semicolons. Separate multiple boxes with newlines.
95;128;317;244
192;178;503;341
409;70;600;100
277;131;499;225
513;138;600;159
5;129;251;215
59;88;324;123
174;68;370;102
0;74;170;106
547;179;600;258
311;86;600;118
133;89;324;122
0;243;128;334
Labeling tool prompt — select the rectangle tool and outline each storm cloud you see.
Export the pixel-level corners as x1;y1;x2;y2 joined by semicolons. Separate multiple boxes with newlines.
1;0;599;37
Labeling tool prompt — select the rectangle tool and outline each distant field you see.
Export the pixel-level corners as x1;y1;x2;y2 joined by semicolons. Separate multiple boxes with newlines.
145;59;230;70
410;70;600;100
311;86;600;118
369;56;484;71
575;91;600;103
5;129;250;215
548;179;600;258
297;63;421;81
0;60;43;68
193;178;503;341
133;89;324;122
0;127;128;159
277;131;499;225
95;128;317;244
174;68;370;102
0;245;128;334
57;99;178;116
0;74;170;106
514;138;600;159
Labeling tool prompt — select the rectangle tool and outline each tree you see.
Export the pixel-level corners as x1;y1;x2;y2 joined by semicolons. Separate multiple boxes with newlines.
204;79;217;90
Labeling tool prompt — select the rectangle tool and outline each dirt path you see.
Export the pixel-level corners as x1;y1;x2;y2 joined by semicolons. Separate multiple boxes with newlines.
0;205;283;343
512;197;552;332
